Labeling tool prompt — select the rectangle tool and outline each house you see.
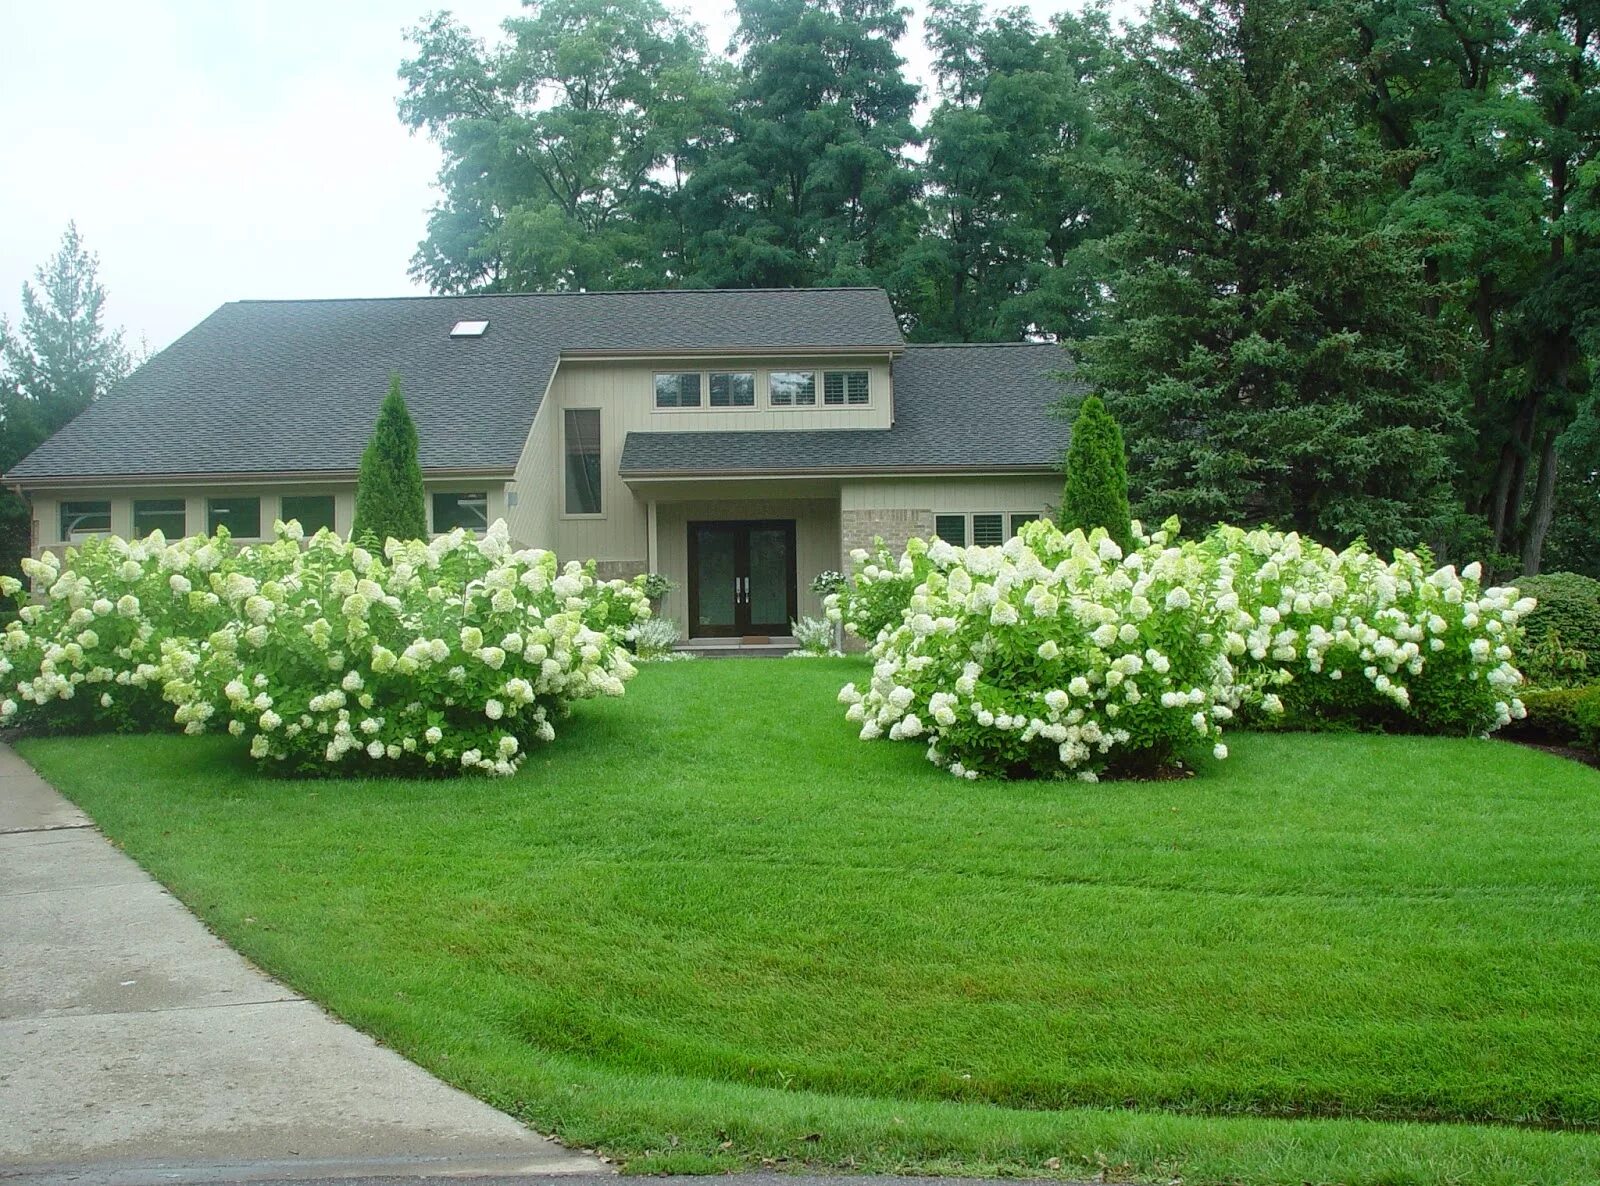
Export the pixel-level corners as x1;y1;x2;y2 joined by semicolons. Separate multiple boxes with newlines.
5;288;1074;640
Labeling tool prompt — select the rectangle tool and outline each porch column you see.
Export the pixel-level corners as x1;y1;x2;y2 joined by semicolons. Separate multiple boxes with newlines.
646;499;658;575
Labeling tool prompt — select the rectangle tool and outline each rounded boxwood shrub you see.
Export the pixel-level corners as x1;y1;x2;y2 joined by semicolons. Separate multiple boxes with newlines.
1514;572;1600;687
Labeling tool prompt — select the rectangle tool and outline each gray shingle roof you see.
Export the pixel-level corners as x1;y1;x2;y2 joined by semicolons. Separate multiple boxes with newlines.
619;342;1077;476
6;288;904;482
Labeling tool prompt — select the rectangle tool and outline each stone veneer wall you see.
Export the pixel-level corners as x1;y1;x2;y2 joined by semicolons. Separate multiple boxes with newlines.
840;508;934;566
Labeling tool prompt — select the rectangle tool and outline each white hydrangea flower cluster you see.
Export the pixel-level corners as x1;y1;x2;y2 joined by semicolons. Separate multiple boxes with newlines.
2;520;651;777
835;518;1532;780
837;519;1239;780
1206;525;1530;733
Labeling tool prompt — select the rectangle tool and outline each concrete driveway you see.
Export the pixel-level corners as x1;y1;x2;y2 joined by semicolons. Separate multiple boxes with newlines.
0;744;605;1183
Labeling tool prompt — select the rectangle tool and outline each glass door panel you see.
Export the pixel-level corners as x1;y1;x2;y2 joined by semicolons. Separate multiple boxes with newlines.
692;524;738;634
746;525;793;632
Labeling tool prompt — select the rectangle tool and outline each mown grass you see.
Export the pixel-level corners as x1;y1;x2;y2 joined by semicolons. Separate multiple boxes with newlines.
19;657;1600;1184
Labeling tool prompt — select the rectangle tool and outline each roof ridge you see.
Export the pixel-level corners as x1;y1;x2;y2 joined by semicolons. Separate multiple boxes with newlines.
232;286;891;306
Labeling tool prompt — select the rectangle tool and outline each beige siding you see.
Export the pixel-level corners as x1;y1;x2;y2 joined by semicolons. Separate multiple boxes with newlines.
841;476;1059;518
546;355;892;566
653;498;840;637
505;380;561;550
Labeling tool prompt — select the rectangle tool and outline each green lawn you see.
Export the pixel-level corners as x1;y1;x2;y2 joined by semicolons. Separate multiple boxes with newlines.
19;658;1600;1185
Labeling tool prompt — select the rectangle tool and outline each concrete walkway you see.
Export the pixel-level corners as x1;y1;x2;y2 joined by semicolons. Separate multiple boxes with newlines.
0;744;604;1183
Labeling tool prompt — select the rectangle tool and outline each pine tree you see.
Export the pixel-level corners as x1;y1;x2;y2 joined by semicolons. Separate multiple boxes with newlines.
1082;0;1462;553
1059;395;1132;548
351;377;427;544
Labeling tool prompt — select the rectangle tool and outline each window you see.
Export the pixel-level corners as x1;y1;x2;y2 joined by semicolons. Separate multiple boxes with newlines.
281;494;336;534
654;372;702;409
207;497;261;538
709;371;755;407
934;515;967;546
433;492;488;532
564;408;603;515
1011;513;1042;535
972;514;1005;547
768;371;816;407
823;370;870;406
450;319;489;337
133;499;186;539
60;500;111;541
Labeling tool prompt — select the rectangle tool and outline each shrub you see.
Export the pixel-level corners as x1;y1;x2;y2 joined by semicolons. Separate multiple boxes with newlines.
638;572;674;602
1058;395;1132;550
1575;686;1600;751
836;519;1532;780
351;375;428;544
838;519;1237;780
1514;572;1600;686
827;540;916;644
1210;526;1532;737
1511;686;1593;745
633;616;681;660
2;521;649;776
789;616;839;657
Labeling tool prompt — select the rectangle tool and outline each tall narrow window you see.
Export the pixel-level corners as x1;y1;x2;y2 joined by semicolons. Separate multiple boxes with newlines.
709;371;755;407
207;497;261;538
564;408;603;515
433;492;488;532
60;500;111;541
134;499;186;539
654;372;702;408
934;515;967;546
823;370;870;406
281;494;336;534
768;371;816;406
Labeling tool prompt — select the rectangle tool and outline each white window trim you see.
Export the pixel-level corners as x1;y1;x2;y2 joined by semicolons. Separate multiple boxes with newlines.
934;511;1038;548
768;369;819;409
822;368;872;408
650;368;760;414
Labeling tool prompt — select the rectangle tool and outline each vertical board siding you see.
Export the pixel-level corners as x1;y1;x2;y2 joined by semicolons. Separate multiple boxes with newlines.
840;476;1060;516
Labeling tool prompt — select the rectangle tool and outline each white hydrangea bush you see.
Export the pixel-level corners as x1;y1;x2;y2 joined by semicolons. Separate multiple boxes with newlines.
2;521;650;777
1207;526;1531;734
835;518;1533;780
1;532;250;732
837;519;1239;780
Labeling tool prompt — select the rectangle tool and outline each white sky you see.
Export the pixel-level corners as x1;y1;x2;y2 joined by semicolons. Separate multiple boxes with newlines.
0;0;1112;353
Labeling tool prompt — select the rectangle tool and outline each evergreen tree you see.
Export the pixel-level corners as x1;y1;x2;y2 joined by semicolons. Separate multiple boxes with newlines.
351;377;428;544
1082;0;1461;552
1059;394;1132;548
0;224;134;584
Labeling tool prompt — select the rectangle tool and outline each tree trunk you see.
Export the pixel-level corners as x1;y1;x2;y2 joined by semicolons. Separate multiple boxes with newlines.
1520;428;1558;576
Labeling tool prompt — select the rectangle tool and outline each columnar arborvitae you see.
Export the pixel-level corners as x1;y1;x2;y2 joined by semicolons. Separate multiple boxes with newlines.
351;376;427;544
1059;394;1132;549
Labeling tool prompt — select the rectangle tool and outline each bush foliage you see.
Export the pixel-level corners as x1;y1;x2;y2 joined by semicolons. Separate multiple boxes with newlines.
1514;572;1600;687
832;519;1531;779
2;522;649;776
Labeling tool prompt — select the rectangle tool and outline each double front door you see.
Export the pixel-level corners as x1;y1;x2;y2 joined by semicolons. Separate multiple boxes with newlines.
688;520;797;637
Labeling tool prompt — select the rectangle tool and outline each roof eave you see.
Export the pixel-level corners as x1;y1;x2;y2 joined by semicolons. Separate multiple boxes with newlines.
620;463;1060;481
6;465;517;490
561;344;905;361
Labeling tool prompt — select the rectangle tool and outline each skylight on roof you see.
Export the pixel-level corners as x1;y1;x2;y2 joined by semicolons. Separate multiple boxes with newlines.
450;319;489;338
